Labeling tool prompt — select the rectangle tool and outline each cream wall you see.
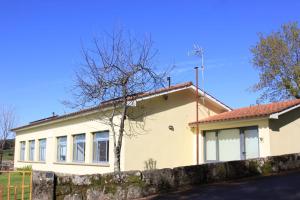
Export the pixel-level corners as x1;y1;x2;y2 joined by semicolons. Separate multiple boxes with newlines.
14;88;227;174
14;113;124;175
123;89;222;171
196;118;271;163
269;107;300;156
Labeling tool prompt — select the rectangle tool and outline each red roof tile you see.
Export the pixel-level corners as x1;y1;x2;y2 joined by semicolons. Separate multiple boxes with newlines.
190;99;300;125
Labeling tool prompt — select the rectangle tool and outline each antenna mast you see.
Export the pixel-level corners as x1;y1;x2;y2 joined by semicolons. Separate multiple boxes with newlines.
189;44;206;165
191;45;205;105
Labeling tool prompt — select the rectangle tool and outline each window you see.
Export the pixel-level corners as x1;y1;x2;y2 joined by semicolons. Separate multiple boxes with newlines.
205;131;217;161
39;139;46;161
29;140;35;161
93;131;109;163
204;127;259;163
73;134;85;162
218;129;240;161
57;136;67;162
20;141;25;161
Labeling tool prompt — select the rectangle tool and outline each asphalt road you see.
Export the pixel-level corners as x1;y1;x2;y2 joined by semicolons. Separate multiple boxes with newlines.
146;171;300;200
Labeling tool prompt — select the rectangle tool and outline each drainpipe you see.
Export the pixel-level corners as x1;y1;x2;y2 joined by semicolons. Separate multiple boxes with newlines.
195;66;199;165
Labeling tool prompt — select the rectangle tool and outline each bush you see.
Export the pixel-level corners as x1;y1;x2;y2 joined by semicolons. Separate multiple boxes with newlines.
144;158;157;170
16;165;32;174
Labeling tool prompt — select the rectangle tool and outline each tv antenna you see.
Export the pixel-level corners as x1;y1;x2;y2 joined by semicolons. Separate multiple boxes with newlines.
189;44;205;106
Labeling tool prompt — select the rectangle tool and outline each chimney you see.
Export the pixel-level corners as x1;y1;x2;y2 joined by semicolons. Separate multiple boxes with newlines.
167;77;171;88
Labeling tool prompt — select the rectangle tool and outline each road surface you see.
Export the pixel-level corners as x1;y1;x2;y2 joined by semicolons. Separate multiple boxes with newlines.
146;171;300;200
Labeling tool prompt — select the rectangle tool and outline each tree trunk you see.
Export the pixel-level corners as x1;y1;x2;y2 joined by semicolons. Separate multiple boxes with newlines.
114;146;121;172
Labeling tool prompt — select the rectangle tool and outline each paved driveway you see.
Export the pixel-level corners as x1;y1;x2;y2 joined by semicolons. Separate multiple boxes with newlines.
146;171;300;200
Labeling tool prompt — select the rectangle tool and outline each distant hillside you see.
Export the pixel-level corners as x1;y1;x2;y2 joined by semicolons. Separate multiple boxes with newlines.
1;139;15;161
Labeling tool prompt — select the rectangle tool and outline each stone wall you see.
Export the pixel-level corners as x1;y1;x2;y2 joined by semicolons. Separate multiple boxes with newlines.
32;153;300;200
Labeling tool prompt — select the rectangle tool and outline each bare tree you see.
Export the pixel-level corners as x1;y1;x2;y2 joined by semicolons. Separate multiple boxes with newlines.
0;106;15;167
70;29;167;172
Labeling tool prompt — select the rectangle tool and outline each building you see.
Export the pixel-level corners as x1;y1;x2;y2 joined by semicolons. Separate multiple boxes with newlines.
12;82;230;174
12;82;300;175
190;99;300;163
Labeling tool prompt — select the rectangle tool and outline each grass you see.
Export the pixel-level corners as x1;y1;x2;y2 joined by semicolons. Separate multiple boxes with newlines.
0;172;31;199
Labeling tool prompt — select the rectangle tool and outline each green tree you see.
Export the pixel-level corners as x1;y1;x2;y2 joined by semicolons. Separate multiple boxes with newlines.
251;22;300;101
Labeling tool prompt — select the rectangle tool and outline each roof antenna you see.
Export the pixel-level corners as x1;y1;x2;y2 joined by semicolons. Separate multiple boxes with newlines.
189;44;205;106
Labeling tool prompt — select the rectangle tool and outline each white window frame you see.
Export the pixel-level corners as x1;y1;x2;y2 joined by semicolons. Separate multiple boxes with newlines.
73;134;85;162
39;139;46;162
29;140;35;161
20;141;26;161
93;131;109;163
57;136;67;162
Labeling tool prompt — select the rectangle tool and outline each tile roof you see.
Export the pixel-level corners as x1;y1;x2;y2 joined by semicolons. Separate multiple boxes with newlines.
190;99;300;125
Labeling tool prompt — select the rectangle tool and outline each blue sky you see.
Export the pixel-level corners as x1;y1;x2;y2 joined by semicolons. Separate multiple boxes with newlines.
0;0;299;126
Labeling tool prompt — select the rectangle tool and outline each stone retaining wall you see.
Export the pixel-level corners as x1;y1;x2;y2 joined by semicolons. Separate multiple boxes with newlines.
32;153;300;200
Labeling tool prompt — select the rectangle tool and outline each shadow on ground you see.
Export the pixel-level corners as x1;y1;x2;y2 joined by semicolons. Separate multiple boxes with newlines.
147;171;300;200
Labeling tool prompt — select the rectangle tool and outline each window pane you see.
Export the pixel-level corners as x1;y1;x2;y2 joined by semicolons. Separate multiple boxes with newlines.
29;140;35;161
206;131;217;161
93;131;109;163
73;134;85;162
99;141;107;162
39;139;46;161
57;136;67;162
20;141;25;161
218;129;240;161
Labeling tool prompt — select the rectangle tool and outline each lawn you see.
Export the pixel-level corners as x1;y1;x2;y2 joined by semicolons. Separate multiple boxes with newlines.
0;172;31;200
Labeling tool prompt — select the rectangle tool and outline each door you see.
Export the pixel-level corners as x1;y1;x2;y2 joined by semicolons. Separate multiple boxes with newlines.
244;128;259;159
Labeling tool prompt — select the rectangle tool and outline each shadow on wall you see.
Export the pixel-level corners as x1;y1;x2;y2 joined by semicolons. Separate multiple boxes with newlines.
269;107;300;132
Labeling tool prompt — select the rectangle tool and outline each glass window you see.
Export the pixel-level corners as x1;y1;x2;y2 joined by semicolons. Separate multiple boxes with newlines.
39;139;46;161
29;140;35;161
93;131;109;163
57;136;67;162
20;141;25;161
205;131;217;161
218;129;240;161
73;134;85;162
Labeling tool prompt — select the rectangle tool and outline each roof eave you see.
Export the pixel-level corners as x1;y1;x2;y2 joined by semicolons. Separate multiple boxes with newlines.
189;116;270;126
189;85;232;111
269;103;300;119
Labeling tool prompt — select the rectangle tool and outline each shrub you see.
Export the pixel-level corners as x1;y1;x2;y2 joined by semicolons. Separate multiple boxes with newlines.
144;158;157;170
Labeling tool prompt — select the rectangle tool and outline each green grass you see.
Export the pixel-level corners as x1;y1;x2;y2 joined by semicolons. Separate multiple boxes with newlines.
0;172;31;199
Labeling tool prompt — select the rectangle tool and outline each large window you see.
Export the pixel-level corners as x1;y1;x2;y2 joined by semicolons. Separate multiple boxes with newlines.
57;136;67;162
73;134;85;162
39;139;46;161
29;140;35;161
204;127;259;163
93;131;109;163
20;141;25;161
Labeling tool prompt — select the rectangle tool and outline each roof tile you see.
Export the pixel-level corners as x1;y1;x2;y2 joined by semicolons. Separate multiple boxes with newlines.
191;99;300;124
